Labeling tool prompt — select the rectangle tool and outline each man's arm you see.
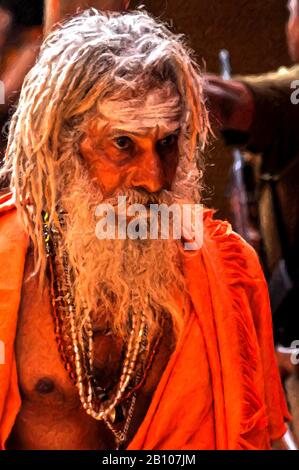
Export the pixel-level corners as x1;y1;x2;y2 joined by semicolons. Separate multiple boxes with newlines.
272;426;298;450
204;65;299;174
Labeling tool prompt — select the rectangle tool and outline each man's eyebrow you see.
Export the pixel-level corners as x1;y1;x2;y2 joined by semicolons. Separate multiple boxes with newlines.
157;127;181;139
109;127;181;138
110;128;149;137
165;127;181;135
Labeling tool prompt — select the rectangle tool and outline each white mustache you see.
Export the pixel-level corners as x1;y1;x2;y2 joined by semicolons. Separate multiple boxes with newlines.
103;188;175;207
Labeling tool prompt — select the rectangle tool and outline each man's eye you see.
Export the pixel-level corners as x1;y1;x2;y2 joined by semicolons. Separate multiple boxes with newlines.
157;134;177;149
114;136;133;150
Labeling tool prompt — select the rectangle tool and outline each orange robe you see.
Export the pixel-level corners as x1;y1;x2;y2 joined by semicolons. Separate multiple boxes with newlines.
0;193;290;450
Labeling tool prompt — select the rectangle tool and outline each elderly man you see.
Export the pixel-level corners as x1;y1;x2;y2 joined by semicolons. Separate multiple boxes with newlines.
0;9;291;450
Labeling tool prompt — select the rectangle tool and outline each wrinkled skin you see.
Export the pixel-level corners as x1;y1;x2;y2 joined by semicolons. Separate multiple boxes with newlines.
80;88;182;197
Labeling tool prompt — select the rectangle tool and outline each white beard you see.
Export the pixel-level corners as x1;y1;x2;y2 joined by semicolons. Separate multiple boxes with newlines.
59;167;188;346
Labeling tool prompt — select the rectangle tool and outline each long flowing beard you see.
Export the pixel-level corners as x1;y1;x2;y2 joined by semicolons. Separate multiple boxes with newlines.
59;169;189;348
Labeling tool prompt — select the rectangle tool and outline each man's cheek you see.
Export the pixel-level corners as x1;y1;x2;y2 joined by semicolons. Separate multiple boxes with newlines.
94;165;132;197
163;152;179;181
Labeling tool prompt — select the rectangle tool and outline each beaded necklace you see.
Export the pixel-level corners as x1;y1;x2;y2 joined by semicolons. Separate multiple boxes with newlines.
42;210;162;449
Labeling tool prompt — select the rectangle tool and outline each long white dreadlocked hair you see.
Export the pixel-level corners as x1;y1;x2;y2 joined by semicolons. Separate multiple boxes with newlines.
0;8;210;283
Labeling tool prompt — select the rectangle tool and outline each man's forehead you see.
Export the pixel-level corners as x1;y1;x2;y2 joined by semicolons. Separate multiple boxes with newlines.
95;84;183;135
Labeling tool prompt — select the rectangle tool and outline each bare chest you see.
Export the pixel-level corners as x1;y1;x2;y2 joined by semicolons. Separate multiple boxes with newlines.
8;254;173;450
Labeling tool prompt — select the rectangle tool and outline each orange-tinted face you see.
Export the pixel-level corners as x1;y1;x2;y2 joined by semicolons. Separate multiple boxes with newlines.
79;86;182;198
287;0;299;62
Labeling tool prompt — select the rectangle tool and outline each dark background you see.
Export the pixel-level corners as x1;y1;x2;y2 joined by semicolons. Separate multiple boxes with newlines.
132;0;291;218
0;0;43;25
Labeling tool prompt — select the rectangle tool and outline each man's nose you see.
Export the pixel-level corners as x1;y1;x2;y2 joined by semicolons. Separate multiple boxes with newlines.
131;146;166;193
